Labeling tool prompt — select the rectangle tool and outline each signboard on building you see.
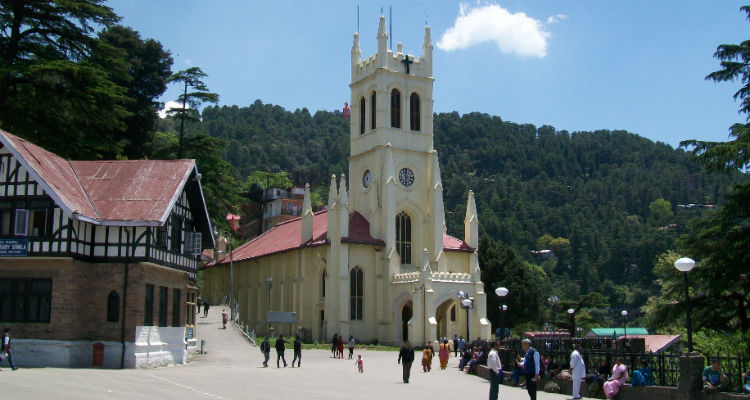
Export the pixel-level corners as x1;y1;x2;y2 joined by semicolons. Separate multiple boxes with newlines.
186;327;194;339
0;238;28;256
267;311;296;323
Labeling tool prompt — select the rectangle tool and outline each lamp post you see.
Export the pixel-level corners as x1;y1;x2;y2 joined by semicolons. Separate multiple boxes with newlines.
548;296;559;332
674;257;696;352
495;287;509;341
568;308;575;337
621;310;628;339
265;278;272;335
457;291;474;340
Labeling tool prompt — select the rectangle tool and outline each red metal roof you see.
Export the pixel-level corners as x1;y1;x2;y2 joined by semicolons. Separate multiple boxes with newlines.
71;160;193;223
211;210;474;265
0;129;197;225
624;334;681;353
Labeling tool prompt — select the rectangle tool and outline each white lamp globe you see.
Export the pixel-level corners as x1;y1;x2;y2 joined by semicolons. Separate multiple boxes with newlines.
568;308;575;315
495;287;509;297
621;310;628;316
502;305;508;311
457;290;466;299
674;257;696;272
461;299;473;308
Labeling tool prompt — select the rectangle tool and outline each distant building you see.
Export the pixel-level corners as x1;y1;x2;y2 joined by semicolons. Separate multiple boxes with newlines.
237;186;306;240
584;327;650;338
0;129;213;368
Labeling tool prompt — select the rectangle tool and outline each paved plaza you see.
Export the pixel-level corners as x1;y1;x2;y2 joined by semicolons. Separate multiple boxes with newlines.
1;308;587;400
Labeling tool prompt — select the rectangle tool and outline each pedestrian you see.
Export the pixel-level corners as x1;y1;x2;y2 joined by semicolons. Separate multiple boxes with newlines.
275;334;287;368
356;354;364;373
203;301;210;317
292;334;302;368
488;341;502;400
337;335;344;359
570;343;585;399
221;309;228;329
439;339;450;370
197;296;202;314
331;334;338;358
348;335;355;359
459;335;466;355
398;340;415;383
422;343;433;372
1;328;18;371
452;335;459;357
260;337;271;367
603;357;628;400
521;338;540;400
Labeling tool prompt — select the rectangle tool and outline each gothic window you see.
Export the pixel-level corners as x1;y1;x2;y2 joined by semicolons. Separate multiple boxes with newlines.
349;267;363;320
390;89;401;128
450;305;456;322
107;290;120;322
371;92;376;130
321;269;327;298
360;97;366;134
410;93;420;131
396;212;411;264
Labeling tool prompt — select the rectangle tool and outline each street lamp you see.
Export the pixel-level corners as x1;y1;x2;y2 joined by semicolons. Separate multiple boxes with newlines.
621;310;628;339
548;296;559;332
568;308;575;337
674;257;696;352
457;291;474;340
265;278;273;335
495;287;509;341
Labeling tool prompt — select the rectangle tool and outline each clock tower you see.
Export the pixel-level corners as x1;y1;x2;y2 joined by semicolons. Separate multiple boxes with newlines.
347;15;447;275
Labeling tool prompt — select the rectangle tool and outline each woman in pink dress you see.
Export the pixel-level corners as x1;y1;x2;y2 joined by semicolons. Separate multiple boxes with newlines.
439;339;450;369
603;357;628;400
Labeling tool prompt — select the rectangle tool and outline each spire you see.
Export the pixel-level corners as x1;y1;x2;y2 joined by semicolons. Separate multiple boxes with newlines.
422;25;433;77
351;32;361;80
301;183;313;243
377;15;388;68
338;173;349;209
328;174;337;210
464;190;479;249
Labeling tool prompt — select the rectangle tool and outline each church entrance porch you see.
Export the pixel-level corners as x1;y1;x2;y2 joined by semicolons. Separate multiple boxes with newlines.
435;299;457;341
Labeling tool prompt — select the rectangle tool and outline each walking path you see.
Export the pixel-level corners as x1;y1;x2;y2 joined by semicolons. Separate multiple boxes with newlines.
1;306;588;399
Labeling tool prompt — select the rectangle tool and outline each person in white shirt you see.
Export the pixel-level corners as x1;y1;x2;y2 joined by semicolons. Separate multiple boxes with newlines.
570;343;586;399
488;341;503;400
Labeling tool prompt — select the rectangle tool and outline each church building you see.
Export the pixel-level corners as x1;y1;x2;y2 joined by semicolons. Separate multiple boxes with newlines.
202;16;490;345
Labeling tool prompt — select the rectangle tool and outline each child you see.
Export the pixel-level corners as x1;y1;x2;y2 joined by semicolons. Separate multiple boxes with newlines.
356;354;364;373
221;309;228;329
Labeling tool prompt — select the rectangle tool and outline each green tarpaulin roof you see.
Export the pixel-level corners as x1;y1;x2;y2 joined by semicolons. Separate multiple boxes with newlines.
588;327;649;337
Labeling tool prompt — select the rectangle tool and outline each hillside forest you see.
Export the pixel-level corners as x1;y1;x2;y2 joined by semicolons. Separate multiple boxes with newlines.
1;1;747;353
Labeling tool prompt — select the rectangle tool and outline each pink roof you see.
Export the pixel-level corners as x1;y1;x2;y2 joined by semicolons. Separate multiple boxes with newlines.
211;210;474;265
71;160;193;223
625;335;681;353
0;129;199;225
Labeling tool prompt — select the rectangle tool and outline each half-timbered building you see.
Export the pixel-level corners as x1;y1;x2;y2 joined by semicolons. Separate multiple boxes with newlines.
0;129;213;368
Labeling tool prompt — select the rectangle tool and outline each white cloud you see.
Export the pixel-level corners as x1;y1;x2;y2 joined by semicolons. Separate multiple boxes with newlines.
158;100;187;119
437;3;554;58
546;14;567;24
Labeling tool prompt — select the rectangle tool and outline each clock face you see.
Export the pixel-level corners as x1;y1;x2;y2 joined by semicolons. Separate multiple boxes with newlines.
399;168;414;187
362;170;371;188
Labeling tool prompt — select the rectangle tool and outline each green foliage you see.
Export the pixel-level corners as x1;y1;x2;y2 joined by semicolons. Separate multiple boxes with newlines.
166;67;219;158
239;171;293;193
649;198;674;222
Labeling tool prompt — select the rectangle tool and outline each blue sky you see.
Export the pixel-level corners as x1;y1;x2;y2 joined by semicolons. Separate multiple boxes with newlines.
109;1;747;147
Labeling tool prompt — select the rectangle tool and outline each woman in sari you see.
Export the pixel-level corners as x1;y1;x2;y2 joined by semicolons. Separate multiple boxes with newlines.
603;357;628;400
422;344;433;372
439;339;450;370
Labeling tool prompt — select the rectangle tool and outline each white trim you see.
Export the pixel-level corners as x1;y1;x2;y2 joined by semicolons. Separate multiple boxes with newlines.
158;162;194;224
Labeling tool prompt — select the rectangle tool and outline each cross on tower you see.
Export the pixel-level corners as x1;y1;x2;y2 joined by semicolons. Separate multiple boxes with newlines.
401;55;413;74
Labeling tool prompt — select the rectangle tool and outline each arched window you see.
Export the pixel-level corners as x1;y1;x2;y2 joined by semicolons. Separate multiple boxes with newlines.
396;212;411;264
349;267;363;320
371;92;376;130
410;92;420;131
450;305;456;322
359;97;366;135
321;269;327;298
107;290;120;322
390;89;401;128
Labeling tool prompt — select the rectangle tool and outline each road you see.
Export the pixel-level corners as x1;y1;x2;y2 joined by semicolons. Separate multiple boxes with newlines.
1;306;585;400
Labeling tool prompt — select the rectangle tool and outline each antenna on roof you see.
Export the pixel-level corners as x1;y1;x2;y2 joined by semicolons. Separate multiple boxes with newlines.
357;5;360;32
389;5;392;50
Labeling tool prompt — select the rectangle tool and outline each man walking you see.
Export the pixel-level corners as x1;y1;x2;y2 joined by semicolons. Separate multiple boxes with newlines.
570;343;585;399
1;328;18;371
292;334;302;367
458;336;466;357
521;339;540;400
488;341;502;400
197;296;202;314
275;334;287;368
348;335;355;359
452;335;459;357
397;340;415;383
260;337;271;367
203;301;210;317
